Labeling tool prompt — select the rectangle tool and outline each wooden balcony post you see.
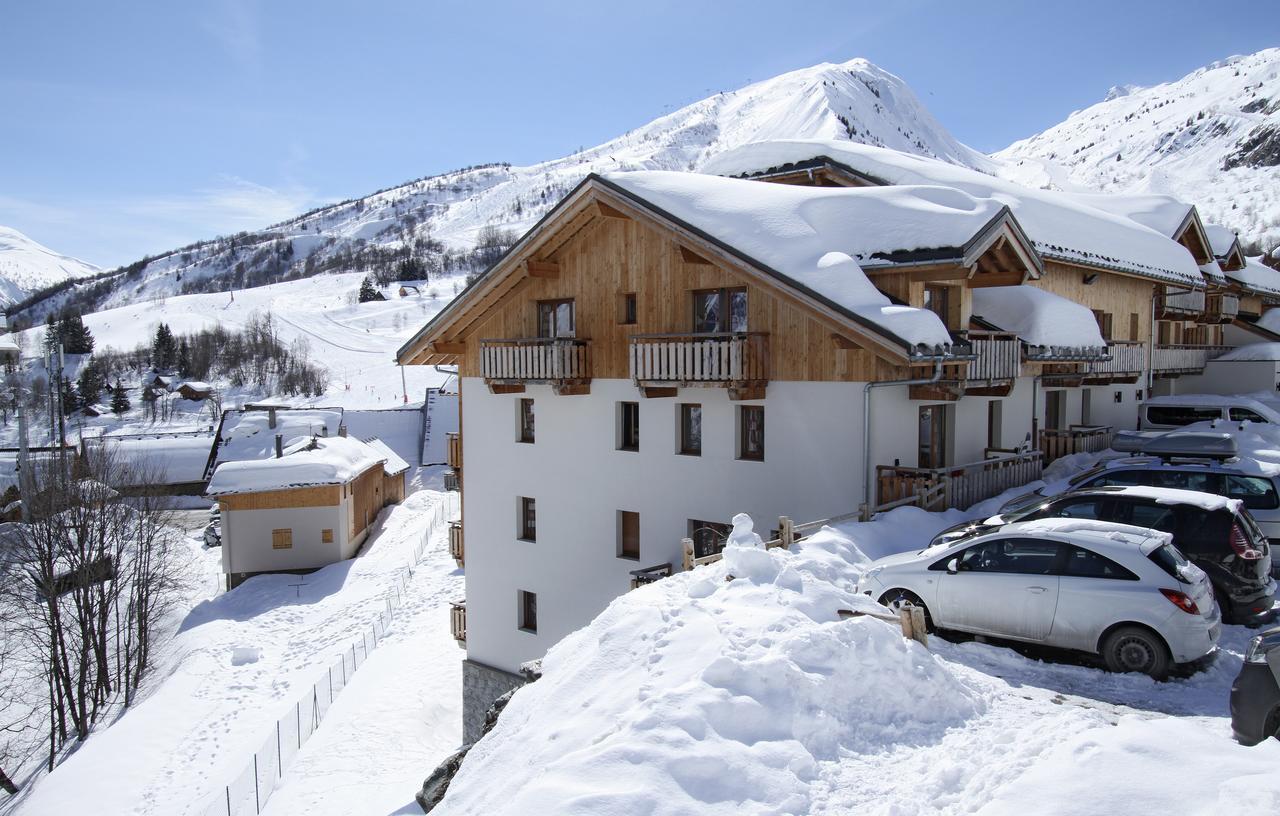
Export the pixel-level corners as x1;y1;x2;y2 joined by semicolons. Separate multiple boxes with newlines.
681;537;694;572
779;516;794;549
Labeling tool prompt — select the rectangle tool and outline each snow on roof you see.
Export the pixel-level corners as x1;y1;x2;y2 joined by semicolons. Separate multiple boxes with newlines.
0;334;19;354
603;170;996;351
1205;224;1240;258
89;436;215;486
215;409;343;465
206;435;384;495
1006;518;1172;553
1199;260;1228;285
1063;192;1195;240
1227;256;1280;298
1076;484;1241;513
180;381;212;391
970;285;1105;350
362;437;409;476
702;140;1204;286
1215;342;1280;362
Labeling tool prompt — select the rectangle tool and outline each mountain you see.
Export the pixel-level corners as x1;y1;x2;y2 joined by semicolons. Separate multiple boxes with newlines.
11;58;990;323
996;48;1280;254
0;225;100;308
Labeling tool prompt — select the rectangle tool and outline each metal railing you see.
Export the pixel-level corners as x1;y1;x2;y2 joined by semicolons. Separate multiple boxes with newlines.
629;332;770;384
629;563;673;589
479;337;592;382
952;330;1021;382
1040;425;1113;464
875;450;1044;512
1151;344;1232;374
450;601;467;646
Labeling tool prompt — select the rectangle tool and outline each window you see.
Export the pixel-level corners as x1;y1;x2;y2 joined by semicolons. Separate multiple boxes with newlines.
1124;502;1178;534
689;519;732;559
918;404;948;468
1229;407;1269;423
518;398;535;443
679;404;702;456
536;299;575;338
1045;391;1067;431
1145;405;1222;427
618;402;640;451
738;405;764;461
1050;498;1105;520
619;292;637;325
1062;546;1138;580
271;529;293;550
519;497;536;541
956;538;1061;574
1225;475;1280;511
924;285;952;328
693;287;748;333
1147;469;1215;494
321;528;334;544
618;510;640;560
986;400;1002;450
1085;469;1151;488
1091;310;1113;342
518;590;538;633
1129;313;1140;342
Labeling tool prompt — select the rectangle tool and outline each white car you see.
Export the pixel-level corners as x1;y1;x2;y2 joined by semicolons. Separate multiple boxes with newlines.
856;518;1220;677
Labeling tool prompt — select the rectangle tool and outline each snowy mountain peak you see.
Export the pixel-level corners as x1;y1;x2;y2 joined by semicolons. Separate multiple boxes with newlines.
0;225;100;308
995;47;1280;254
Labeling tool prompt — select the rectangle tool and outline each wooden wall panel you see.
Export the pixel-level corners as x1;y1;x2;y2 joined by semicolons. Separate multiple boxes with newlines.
217;484;340;511
1031;262;1155;342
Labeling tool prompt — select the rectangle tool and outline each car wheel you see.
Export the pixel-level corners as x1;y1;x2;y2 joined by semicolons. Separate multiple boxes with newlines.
1265;706;1280;742
1101;626;1170;679
877;589;934;633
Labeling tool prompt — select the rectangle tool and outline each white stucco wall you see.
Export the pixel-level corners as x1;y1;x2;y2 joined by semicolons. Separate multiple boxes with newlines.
1176;360;1280;397
221;501;350;575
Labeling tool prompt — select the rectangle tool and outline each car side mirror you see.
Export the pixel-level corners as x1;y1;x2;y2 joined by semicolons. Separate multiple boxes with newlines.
946;558;958;575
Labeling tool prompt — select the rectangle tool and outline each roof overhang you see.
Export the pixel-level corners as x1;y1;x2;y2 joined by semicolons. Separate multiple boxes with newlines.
1173;207;1214;266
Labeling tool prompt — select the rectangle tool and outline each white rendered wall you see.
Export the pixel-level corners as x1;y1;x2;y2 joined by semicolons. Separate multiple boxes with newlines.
221;502;348;575
1177;360;1280;397
460;375;1047;674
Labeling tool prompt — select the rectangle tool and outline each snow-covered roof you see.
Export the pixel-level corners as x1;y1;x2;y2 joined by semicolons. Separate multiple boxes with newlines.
1062;192;1195;241
179;381;212;391
1226;257;1280;298
0;334;19;354
362;437;409;476
1004;518;1172;554
602;171;1008;352
702;140;1205;286
215;409;344;466
1075;484;1242;513
1205;224;1240;259
89;436;215;486
970;285;1105;350
1215;343;1280;363
206;435;385;496
1199;260;1228;286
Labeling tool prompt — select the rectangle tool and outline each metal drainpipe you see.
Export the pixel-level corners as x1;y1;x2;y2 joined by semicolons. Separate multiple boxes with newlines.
862;360;945;514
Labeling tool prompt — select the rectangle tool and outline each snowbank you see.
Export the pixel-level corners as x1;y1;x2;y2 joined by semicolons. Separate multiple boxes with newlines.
971;285;1106;349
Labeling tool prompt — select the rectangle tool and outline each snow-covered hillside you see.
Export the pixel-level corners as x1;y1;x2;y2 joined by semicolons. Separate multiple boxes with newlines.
996;48;1280;253
13;58;989;322
0;225;100;307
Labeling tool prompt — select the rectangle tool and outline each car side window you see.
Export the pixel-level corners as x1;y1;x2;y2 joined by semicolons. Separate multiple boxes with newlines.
1123;502;1178;534
1225;475;1280;511
1061;545;1139;580
957;538;1061;575
1049;498;1106;520
1084;470;1150;488
1229;407;1269;423
1147;469;1215;493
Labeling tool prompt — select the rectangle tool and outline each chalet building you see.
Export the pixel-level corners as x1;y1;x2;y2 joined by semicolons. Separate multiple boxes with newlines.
206;434;406;589
397;138;1277;740
176;381;214;401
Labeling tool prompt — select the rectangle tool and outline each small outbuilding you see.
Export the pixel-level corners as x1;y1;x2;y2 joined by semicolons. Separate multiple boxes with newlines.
206;434;402;589
177;381;214;401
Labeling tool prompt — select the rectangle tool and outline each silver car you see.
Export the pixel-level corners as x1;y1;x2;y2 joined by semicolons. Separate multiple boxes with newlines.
856;518;1220;677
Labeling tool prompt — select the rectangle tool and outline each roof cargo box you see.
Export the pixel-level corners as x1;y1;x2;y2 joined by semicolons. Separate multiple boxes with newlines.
1113;430;1238;460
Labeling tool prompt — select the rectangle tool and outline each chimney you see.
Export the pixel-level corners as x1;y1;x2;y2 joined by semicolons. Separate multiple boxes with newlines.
268;407;277;429
338;424;347;438
275;434;283;458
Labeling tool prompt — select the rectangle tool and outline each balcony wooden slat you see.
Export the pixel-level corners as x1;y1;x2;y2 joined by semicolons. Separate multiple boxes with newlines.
630;333;770;390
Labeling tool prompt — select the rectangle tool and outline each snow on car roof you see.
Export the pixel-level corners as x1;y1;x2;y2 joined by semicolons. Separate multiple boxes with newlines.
603;170;997;350
970;285;1105;349
702;140;1204;286
1143;393;1280;414
1073;484;1242;513
1005;518;1173;554
206;434;385;495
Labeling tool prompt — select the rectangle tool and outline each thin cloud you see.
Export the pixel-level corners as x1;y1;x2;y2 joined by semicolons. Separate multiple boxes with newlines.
120;175;320;231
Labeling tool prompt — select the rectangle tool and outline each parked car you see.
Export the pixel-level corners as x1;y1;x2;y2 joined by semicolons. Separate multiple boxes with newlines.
1230;626;1280;744
948;485;1275;625
1140;395;1280;431
998;449;1280;572
857;518;1220;678
203;520;221;548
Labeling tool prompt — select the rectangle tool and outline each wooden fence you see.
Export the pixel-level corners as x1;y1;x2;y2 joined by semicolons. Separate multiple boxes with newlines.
875;451;1044;513
1039;425;1113;464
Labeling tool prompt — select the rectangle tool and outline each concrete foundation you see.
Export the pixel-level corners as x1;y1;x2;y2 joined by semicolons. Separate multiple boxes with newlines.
462;658;526;744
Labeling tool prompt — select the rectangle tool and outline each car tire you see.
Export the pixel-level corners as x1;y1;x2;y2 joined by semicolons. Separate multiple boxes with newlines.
877;589;934;633
1265;706;1280;742
1101;626;1171;679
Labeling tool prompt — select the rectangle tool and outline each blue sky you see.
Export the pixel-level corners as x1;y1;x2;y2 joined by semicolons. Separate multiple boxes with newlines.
2;0;1277;268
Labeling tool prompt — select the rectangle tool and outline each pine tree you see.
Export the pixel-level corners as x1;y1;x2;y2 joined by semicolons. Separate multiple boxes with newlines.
110;380;131;416
60;312;95;354
177;338;191;377
358;275;382;303
43;314;60;356
59;376;77;416
152;324;177;370
77;357;106;407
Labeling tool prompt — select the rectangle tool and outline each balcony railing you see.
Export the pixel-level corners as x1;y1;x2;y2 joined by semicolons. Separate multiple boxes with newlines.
629;563;673;589
953;330;1021;383
446;432;462;471
1024;344;1110;363
1201;293;1240;324
480;337;592;385
448;520;464;568
875;450;1044;513
1151;344;1232;375
1157;287;1207;319
1085;341;1145;381
443;471;460;492
449;600;466;647
1040;425;1113;464
630;332;769;386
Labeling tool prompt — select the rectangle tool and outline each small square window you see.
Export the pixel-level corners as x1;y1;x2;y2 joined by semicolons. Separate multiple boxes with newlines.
618;510;640;560
518;398;535;443
679;403;702;456
619;402;639;452
738;405;764;461
321;528;334;544
619;293;637;325
518;590;538;633
271;529;293;549
519;497;536;542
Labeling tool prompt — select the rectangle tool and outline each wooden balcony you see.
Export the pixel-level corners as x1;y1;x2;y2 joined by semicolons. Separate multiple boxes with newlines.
1040;425;1113;464
449;600;466;647
935;330;1020;396
443;471;460;492
1084;341;1145;384
630;332;769;400
1156;287;1207;319
1200;293;1240;325
629;563;673;589
1151;344;1231;376
479;337;592;395
448;520;464;568
875;451;1044;513
446;431;462;471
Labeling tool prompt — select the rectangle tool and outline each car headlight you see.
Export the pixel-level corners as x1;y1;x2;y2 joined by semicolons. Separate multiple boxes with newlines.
1245;635;1268;664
